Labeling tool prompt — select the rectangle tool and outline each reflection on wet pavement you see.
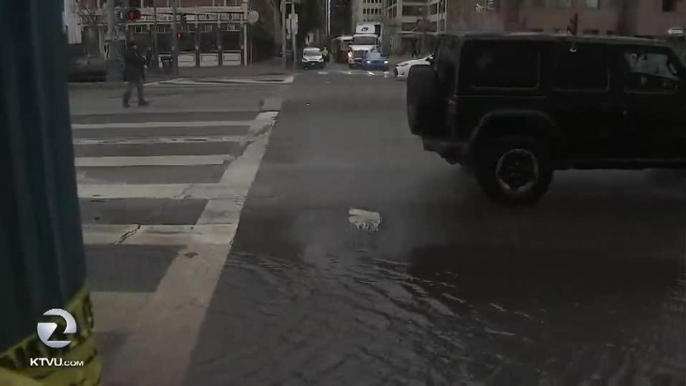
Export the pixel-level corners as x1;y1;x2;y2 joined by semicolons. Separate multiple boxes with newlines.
189;219;685;385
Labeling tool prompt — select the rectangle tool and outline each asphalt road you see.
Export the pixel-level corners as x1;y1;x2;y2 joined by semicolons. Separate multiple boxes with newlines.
185;64;686;385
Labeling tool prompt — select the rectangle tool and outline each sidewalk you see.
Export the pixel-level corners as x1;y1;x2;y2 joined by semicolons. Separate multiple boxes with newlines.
148;58;292;81
68;58;292;91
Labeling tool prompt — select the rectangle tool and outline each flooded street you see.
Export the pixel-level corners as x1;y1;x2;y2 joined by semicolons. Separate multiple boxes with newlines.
185;69;686;385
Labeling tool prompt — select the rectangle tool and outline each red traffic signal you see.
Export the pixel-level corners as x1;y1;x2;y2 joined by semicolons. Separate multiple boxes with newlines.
567;13;579;35
127;8;141;22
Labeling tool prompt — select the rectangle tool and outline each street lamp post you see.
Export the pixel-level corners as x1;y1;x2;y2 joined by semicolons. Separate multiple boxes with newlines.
281;0;287;68
420;3;427;55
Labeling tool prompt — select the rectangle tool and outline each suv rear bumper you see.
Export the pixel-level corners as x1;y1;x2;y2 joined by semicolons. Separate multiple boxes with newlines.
422;138;469;165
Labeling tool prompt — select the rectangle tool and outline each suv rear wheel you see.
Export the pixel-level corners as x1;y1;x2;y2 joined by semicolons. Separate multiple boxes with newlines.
474;136;553;205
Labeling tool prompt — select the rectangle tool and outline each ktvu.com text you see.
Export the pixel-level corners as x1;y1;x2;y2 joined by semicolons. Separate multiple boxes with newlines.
30;358;85;367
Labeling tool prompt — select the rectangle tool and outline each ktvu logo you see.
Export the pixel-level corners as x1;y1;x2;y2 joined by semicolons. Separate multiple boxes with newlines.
37;308;77;349
31;308;84;367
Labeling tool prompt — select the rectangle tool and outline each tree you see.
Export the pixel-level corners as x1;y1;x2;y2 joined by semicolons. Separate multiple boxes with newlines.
75;0;104;56
269;0;282;47
295;0;321;45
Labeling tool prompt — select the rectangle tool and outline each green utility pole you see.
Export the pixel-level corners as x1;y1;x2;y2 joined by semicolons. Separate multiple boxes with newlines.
0;0;101;384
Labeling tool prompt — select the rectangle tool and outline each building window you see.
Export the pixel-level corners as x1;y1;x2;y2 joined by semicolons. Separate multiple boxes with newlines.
402;5;423;16
556;0;572;8
586;0;599;8
663;0;677;12
553;44;609;90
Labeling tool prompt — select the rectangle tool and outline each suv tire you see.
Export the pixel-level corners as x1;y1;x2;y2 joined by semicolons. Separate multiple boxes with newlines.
474;136;553;205
407;65;441;136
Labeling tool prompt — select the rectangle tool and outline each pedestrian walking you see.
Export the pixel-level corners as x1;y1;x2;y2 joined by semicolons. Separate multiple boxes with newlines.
412;44;419;58
322;47;329;62
122;41;149;108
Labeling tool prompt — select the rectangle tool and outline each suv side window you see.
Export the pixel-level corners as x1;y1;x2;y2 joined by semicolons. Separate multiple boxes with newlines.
623;47;681;93
468;42;539;89
552;43;609;91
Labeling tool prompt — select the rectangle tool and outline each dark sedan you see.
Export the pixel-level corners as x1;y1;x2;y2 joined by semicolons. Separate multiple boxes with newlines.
361;51;389;71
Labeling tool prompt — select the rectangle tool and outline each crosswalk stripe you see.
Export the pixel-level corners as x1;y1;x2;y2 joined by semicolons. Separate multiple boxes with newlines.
74;155;232;167
82;224;237;246
72;120;254;130
78;183;242;200
73;136;244;146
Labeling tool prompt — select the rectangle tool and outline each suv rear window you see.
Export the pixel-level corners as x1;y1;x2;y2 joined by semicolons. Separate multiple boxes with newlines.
466;42;539;89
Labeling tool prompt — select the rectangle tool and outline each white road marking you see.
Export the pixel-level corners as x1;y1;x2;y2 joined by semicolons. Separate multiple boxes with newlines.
78;183;243;199
73;136;244;145
82;224;237;246
106;119;275;386
72;120;254;130
367;71;375;75
91;292;152;333
74;155;232;167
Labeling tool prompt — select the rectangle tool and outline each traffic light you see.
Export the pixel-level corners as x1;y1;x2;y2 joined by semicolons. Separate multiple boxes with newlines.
567;13;579;36
127;8;141;22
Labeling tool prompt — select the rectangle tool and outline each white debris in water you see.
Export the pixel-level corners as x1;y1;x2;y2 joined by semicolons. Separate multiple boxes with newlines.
348;208;382;231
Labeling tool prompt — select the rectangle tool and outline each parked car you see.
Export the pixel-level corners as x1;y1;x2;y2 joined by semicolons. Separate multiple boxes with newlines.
394;54;433;79
301;47;326;69
362;51;389;71
407;32;686;205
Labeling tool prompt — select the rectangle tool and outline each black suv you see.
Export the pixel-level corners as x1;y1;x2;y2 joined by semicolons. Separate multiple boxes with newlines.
407;33;686;204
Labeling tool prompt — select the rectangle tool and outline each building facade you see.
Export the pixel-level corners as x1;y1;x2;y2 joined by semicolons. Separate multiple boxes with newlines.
352;0;384;31
384;0;686;54
76;0;252;66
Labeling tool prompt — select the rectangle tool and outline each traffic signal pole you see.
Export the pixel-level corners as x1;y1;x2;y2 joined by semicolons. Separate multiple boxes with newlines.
172;0;179;75
106;0;122;81
0;0;101;383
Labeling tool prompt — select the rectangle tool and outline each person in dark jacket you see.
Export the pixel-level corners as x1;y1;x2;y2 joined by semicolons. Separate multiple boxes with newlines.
122;41;149;108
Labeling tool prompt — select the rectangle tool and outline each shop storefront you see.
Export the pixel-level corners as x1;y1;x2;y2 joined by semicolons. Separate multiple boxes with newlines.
127;6;247;67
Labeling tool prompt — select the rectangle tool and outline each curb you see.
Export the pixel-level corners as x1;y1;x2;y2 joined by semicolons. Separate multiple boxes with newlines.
259;97;282;112
69;82;124;91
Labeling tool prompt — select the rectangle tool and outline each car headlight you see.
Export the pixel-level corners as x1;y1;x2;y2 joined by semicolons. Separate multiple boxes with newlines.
397;62;409;67
384;60;389;64
348;52;352;58
365;61;371;64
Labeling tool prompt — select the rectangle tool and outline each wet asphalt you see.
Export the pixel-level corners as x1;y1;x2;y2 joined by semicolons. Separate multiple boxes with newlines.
185;65;686;385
